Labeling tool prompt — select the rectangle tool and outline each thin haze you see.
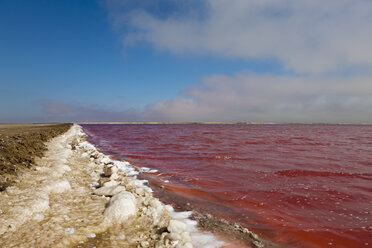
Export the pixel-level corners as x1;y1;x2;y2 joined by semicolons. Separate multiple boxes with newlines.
1;0;372;123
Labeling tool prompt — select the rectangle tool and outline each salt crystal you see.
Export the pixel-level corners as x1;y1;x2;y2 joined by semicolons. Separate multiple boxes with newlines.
86;233;96;238
168;220;187;234
65;227;74;234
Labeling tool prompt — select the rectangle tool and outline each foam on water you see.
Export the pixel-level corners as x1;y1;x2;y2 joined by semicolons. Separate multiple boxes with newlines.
165;205;227;248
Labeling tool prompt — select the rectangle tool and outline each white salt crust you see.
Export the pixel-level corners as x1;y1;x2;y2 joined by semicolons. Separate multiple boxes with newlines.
103;191;137;224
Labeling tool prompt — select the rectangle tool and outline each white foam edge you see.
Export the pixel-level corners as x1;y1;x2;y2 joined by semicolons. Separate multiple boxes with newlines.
75;125;227;248
164;205;227;248
140;167;158;173
76;136;156;193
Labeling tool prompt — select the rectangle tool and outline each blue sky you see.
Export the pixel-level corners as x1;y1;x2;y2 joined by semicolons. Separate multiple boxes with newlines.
1;0;372;123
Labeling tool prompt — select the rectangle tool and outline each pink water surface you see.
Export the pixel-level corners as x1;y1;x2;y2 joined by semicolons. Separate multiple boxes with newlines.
82;124;372;248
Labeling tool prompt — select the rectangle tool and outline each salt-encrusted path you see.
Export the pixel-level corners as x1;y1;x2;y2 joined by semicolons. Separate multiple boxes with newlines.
0;125;226;248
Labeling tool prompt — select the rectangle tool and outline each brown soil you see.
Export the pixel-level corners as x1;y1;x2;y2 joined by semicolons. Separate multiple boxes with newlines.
0;123;72;191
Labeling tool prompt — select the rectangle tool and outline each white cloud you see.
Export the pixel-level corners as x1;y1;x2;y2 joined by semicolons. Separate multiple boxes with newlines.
143;72;372;123
107;0;372;74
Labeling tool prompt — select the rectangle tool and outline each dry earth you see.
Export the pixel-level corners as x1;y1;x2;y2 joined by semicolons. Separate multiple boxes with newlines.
0;123;72;191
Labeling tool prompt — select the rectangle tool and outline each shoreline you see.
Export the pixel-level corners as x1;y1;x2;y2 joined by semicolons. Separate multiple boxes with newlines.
0;124;238;248
144;175;275;248
81;125;270;248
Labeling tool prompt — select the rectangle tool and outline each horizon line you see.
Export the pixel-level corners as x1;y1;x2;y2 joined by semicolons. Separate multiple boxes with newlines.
1;122;372;125
76;122;372;125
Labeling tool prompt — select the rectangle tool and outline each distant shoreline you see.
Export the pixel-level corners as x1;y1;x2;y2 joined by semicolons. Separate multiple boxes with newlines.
1;122;371;126
77;122;372;125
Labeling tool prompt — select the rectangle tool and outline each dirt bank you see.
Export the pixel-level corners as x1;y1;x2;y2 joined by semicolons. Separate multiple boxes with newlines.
0;123;72;190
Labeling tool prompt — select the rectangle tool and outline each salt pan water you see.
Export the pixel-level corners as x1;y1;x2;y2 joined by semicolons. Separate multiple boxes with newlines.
82;124;372;248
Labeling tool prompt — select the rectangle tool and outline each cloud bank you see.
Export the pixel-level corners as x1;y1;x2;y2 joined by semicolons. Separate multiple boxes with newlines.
107;0;372;74
147;73;372;123
41;99;140;123
42;73;372;123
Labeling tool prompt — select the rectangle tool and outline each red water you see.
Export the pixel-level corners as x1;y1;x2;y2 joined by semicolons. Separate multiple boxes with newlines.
82;124;372;248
